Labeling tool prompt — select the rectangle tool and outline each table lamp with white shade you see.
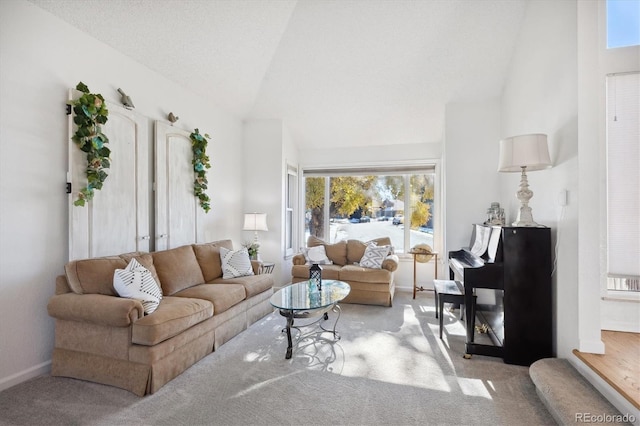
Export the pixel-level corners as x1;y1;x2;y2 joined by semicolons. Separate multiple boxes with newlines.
243;213;268;243
498;134;552;227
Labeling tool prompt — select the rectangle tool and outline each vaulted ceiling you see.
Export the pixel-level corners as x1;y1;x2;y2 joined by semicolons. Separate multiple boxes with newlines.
29;0;528;149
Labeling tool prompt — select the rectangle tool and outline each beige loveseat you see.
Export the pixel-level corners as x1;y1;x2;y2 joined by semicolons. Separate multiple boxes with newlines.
291;236;398;307
47;240;273;396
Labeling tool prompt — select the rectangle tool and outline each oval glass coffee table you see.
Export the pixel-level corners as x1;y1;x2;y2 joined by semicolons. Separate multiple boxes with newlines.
270;280;350;359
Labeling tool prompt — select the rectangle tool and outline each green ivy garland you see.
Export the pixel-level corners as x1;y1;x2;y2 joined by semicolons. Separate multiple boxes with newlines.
190;129;212;213
70;82;110;206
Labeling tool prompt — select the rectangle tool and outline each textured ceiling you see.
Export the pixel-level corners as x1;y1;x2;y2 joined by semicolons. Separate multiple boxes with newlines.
29;0;528;149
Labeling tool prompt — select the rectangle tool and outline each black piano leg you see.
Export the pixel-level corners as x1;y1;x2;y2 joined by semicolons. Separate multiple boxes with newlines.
464;285;474;358
469;297;476;343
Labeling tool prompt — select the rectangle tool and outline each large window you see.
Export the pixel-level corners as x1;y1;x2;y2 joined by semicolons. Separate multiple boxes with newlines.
303;165;437;254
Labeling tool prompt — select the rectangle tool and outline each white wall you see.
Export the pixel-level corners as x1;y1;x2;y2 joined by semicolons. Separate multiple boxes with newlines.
243;119;291;286
443;101;502;256
0;0;245;390
500;0;580;358
299;142;442;167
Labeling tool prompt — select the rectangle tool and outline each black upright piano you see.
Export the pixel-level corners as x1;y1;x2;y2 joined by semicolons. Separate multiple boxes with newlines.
449;224;552;366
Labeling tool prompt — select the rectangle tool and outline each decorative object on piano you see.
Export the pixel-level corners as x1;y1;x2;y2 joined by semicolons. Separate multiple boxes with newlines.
411;244;434;263
309;263;322;291
498;133;552;227
484;202;505;226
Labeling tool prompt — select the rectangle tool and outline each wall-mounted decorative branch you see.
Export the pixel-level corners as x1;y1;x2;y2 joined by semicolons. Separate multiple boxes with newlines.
190;129;212;213
69;82;110;207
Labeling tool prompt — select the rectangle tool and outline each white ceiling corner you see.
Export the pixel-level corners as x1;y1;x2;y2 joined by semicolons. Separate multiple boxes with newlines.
28;0;528;150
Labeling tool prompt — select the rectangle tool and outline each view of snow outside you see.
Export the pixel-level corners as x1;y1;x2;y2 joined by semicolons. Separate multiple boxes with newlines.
303;173;435;253
304;219;434;254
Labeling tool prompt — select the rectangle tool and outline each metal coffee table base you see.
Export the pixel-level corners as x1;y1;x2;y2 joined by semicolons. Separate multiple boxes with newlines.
279;303;343;359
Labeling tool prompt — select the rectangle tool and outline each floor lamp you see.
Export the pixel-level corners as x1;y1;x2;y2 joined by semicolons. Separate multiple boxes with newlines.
498;134;552;227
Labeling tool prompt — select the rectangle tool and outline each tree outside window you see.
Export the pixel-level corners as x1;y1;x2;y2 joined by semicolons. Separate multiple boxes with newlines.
304;172;435;253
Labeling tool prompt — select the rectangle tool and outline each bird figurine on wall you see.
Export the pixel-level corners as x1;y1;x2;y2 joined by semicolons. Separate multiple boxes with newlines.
168;112;179;124
117;88;135;109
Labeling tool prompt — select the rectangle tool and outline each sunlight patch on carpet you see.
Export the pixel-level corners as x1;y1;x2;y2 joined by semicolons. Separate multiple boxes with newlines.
457;377;494;399
230;371;303;398
338;332;452;392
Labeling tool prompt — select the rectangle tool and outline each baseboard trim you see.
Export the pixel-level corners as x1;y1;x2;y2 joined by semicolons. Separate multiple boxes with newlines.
0;360;51;392
601;320;640;333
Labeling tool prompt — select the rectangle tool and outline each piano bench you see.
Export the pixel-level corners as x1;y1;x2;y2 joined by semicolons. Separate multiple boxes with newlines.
433;280;474;339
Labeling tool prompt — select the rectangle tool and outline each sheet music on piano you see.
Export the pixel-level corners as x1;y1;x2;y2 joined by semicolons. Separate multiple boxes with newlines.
470;224;491;256
486;226;502;263
469;224;502;262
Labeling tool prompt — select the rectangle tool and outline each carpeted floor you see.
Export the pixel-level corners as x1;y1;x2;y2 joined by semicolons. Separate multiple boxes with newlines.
0;291;555;425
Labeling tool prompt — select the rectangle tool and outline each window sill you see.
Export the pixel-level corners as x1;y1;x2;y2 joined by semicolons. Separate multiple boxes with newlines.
602;291;640;303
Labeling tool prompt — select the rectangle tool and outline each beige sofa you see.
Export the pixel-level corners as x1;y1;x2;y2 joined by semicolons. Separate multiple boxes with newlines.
291;236;398;307
47;240;274;396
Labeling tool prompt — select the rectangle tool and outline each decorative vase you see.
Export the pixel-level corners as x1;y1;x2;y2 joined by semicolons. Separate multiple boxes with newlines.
309;263;322;291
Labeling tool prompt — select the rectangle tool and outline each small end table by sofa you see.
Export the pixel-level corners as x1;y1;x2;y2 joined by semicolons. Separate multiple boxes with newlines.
258;262;275;274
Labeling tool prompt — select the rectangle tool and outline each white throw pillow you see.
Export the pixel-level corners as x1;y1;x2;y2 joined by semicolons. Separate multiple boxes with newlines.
301;245;333;265
220;247;254;279
113;258;163;315
359;245;391;269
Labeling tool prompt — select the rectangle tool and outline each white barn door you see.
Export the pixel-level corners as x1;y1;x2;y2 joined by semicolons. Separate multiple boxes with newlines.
154;121;200;251
68;92;150;260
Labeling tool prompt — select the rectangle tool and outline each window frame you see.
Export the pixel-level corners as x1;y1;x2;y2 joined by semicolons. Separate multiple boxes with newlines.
600;0;640;298
606;0;640;49
300;161;441;255
605;72;640;294
285;164;298;258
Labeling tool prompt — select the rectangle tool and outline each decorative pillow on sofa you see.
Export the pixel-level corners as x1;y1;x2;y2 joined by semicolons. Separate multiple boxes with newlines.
307;236;348;265
301;245;333;265
113;258;163;314
359;245;391;269
220;247;254;279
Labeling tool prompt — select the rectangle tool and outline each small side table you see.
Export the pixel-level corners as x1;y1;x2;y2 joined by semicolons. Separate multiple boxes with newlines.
408;250;438;299
259;262;275;274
